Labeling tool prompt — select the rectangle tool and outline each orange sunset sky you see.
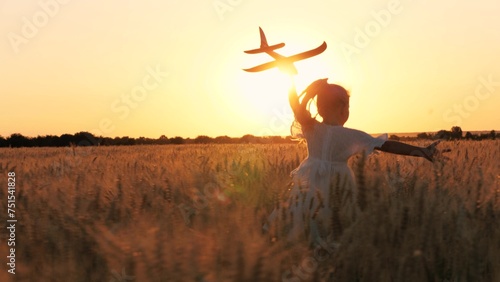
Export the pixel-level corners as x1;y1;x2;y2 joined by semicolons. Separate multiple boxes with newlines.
1;0;499;138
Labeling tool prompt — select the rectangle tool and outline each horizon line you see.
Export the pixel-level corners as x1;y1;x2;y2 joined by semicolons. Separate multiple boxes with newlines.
1;129;499;140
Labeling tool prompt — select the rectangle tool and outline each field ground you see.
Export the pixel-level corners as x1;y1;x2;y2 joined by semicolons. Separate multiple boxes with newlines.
0;141;499;281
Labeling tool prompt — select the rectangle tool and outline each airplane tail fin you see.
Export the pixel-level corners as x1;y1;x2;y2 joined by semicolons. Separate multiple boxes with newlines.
244;27;285;54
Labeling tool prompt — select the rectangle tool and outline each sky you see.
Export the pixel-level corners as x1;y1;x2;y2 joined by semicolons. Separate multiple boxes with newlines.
1;0;499;138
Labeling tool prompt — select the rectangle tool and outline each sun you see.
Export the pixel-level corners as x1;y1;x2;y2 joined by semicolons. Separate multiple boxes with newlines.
218;27;350;136
236;68;292;119
236;51;334;117
232;46;331;135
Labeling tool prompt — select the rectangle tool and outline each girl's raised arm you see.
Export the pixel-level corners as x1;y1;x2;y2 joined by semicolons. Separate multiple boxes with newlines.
288;78;328;128
288;82;310;125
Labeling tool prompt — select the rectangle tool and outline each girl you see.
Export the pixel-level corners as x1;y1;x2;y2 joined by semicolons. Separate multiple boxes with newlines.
265;78;441;245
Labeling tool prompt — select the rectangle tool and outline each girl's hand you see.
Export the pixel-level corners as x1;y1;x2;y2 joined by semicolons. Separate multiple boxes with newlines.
419;140;451;162
305;78;328;97
297;78;328;103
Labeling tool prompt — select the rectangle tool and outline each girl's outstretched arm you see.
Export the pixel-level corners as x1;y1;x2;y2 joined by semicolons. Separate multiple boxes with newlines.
376;140;441;162
288;81;312;126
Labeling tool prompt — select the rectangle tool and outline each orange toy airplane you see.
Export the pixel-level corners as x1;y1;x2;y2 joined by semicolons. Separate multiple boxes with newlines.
243;27;327;75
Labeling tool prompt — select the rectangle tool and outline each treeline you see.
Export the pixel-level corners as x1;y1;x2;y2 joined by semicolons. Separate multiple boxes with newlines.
0;132;297;148
0;127;497;148
389;126;498;141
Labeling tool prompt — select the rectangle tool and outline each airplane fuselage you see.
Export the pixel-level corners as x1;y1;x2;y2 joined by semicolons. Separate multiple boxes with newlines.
243;27;326;75
265;51;298;74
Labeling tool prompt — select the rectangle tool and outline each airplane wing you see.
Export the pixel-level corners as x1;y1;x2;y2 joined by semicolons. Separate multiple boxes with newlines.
242;60;279;72
242;41;327;73
244;43;285;54
287;41;327;62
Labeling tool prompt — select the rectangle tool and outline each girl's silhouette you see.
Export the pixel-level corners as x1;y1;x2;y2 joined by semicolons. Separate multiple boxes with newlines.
265;78;441;245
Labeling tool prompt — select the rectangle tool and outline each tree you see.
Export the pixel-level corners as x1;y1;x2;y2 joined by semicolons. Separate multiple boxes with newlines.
240;134;256;144
33;135;60;147
435;130;452;140
0;136;8;147
451;126;463;140
214;135;233;144
58;134;74;146
465;132;474;140
417;132;430;140
7;133;32;147
74;131;99;146
158;135;170;145
194;135;213;144
170;136;184;144
491;130;496;140
114;136;135;145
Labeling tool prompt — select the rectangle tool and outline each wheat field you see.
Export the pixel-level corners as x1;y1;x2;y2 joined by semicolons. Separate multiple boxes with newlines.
0;141;499;282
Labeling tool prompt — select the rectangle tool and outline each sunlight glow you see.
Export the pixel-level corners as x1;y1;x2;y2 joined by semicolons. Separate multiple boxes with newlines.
237;69;291;119
2;1;499;138
236;28;338;127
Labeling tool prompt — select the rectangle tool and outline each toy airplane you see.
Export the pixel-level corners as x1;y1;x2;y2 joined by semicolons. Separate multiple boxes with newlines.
243;27;327;75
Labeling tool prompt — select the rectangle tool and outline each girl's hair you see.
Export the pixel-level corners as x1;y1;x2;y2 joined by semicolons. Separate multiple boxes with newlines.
304;83;349;119
292;81;350;139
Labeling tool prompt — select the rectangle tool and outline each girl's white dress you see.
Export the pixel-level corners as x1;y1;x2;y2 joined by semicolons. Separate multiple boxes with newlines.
266;120;387;243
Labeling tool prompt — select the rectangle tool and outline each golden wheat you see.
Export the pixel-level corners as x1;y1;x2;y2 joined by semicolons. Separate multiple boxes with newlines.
0;141;498;281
